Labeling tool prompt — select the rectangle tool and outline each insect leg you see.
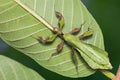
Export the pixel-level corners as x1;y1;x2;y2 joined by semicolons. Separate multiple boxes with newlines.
48;40;64;60
55;11;65;31
38;34;57;43
79;28;94;40
70;21;86;34
57;40;64;52
71;48;79;74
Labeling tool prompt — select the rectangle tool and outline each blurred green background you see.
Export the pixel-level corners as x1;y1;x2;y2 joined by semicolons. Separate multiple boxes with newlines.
87;0;120;73
0;0;120;80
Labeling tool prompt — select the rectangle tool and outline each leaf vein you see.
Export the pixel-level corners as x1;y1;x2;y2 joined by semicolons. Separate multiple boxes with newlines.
17;64;28;80
6;60;19;80
70;0;74;31
47;60;71;67
93;33;97;46
0;22;40;33
58;64;83;72
99;37;102;48
0;67;7;80
50;0;55;24
0;1;13;7
0;4;17;14
79;2;84;33
43;0;47;18
4;28;47;41
61;0;64;14
12;41;38;49
33;0;37;11
38;49;69;61
0;13;28;24
27;47;56;54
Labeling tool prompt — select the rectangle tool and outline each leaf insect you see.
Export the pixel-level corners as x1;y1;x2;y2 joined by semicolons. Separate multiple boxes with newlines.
38;11;112;73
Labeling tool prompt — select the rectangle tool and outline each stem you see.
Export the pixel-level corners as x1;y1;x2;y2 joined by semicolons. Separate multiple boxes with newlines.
101;66;120;80
112;66;120;80
100;70;115;79
14;0;54;31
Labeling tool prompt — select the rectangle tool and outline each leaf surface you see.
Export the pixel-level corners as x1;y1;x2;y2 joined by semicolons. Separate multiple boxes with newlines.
0;0;104;77
0;54;44;80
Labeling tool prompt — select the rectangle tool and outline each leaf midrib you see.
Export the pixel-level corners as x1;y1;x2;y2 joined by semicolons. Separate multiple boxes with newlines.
14;0;54;31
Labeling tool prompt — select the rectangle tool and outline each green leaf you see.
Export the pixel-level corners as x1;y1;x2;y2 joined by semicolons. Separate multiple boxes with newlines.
0;54;45;80
0;0;105;78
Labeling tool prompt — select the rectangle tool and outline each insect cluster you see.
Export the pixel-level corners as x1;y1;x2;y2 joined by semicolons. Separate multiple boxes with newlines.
38;11;112;74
